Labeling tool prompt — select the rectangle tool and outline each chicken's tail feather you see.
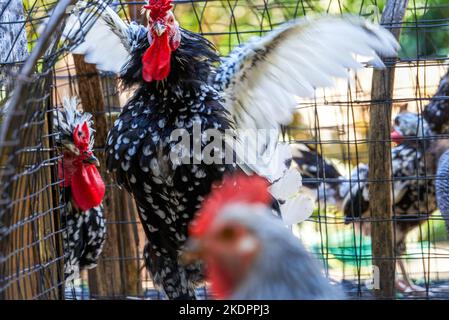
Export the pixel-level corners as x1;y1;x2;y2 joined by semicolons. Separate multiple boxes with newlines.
341;163;369;223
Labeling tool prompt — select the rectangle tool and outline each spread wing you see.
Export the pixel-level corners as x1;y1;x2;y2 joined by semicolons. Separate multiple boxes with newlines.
215;15;399;182
63;0;146;73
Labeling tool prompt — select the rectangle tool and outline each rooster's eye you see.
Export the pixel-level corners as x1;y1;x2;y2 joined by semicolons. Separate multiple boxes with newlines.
217;226;236;242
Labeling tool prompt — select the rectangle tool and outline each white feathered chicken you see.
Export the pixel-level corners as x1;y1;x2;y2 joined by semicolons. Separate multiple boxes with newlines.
63;0;398;299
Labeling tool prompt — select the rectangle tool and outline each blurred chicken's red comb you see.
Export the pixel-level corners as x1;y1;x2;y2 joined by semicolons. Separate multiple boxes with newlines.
189;173;271;238
143;0;173;21
73;121;90;152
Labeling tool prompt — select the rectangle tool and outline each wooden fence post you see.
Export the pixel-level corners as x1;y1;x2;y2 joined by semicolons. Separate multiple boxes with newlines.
73;55;124;297
369;0;408;299
73;53;142;298
126;0;147;25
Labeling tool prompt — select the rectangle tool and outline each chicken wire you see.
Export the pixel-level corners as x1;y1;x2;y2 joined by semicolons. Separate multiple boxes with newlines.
0;0;448;300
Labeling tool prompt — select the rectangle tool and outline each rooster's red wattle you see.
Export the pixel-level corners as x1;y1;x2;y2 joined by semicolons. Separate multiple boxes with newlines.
59;121;105;211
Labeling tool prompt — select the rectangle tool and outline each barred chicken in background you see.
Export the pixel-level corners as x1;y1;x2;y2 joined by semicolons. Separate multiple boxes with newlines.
182;174;343;300
436;149;449;236
53;97;106;284
64;0;398;299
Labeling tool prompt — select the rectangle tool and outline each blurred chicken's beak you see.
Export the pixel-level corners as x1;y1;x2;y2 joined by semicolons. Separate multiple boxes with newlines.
83;154;100;167
179;239;203;266
391;129;403;144
153;21;166;37
62;140;80;156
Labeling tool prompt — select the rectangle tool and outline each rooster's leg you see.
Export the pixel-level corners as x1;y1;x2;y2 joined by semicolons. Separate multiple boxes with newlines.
394;241;426;293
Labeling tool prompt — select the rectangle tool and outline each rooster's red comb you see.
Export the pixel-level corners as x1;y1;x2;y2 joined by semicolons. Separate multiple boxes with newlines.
189;174;271;238
143;0;173;21
73;121;90;152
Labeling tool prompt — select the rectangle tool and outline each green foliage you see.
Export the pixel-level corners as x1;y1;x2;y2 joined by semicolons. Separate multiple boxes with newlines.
400;0;449;58
302;0;449;59
26;0;449;58
417;212;448;242
174;0;317;55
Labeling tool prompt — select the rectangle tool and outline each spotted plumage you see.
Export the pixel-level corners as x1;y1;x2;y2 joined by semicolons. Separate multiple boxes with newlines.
60;190;106;283
106;28;235;299
423;71;449;134
290;143;345;207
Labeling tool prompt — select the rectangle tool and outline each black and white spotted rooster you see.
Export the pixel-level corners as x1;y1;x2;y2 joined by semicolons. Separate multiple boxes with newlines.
53;97;106;284
343;111;437;292
64;0;398;299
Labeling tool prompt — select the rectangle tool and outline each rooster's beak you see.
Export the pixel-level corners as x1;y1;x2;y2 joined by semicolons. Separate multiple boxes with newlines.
153;22;167;37
179;239;203;266
83;154;100;167
62;140;80;156
391;129;403;144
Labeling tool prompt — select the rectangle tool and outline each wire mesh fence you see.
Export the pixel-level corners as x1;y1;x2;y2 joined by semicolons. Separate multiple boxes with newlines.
1;0;449;300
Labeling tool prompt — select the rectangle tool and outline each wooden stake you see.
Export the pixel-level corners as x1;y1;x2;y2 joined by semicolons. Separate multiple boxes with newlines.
369;0;408;299
73;55;123;297
126;0;147;25
73;55;142;298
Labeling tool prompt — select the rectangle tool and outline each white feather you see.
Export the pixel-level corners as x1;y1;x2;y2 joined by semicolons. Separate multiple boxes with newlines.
269;168;315;225
270;168;303;201
63;0;132;73
281;194;315;225
219;16;399;183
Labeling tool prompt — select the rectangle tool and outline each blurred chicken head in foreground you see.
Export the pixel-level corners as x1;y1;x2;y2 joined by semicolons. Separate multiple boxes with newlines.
183;173;343;300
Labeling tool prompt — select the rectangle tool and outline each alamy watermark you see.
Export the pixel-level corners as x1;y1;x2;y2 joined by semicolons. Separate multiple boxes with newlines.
365;265;380;290
168;121;284;167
